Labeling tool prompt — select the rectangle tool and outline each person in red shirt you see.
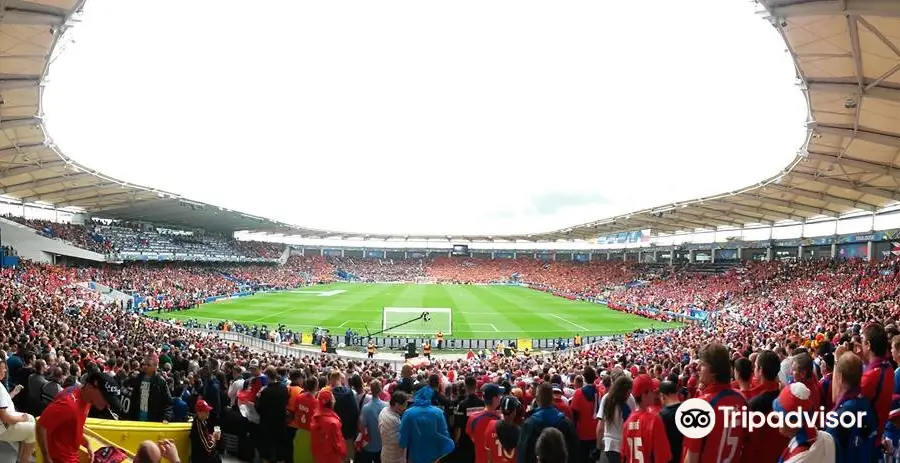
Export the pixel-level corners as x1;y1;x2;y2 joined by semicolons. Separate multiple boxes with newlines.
310;389;346;463
484;395;520;463
291;376;318;462
647;379;662;415
741;350;788;463
621;375;671;463
36;372;121;463
683;343;748;463
467;383;503;463
551;384;574;421
570;366;600;459
859;322;895;447
790;352;821;412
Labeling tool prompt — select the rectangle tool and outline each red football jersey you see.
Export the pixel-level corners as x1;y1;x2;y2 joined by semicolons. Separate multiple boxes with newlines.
467;410;501;463
621;409;671;463
484;422;517;463
682;384;747;463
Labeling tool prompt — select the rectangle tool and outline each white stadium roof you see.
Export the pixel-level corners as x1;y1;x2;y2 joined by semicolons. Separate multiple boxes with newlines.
2;0;900;240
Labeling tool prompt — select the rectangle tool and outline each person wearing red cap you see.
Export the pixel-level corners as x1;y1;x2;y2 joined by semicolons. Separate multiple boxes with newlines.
683;343;747;463
621;375;671;463
311;389;347;463
190;399;221;463
773;382;837;462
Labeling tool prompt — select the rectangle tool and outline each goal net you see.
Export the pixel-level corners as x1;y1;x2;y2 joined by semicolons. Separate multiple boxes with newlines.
382;307;452;335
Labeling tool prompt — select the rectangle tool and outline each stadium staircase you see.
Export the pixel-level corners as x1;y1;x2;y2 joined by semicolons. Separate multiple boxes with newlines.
278;244;291;265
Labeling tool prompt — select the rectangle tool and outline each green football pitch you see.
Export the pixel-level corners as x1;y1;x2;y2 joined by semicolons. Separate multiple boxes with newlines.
152;283;679;340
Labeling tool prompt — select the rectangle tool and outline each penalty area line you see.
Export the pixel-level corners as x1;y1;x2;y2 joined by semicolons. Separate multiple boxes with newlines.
548;314;588;331
490;324;499;332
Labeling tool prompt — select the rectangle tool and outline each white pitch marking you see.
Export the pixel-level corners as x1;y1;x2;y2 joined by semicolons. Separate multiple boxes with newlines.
490;323;499;332
548;314;588;331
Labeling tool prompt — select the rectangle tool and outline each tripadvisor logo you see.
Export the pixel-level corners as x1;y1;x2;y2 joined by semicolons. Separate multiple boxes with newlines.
675;397;868;438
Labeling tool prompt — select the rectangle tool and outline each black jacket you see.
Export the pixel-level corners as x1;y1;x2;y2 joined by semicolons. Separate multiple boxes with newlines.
517;406;579;463
128;372;173;422
190;417;222;463
331;385;360;439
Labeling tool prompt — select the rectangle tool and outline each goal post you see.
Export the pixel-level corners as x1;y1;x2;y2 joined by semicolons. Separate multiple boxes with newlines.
382;307;452;335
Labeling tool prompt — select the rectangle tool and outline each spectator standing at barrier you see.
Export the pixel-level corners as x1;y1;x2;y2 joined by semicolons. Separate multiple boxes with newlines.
437;331;444;350
358;379;387;463
311;389;347;463
399;385;454;463
128;354;172;423
36;372;120;463
368;341;376;359
378;391;409;463
190;399;222;463
257;366;289;463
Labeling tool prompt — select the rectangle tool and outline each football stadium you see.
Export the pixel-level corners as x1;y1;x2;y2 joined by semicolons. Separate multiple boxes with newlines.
2;1;900;463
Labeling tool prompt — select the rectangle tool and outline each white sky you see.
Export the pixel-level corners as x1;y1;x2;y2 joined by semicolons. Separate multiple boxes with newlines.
42;0;806;236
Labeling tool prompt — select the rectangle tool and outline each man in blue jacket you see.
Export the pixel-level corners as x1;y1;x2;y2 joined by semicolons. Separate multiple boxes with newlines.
517;382;579;463
399;385;454;463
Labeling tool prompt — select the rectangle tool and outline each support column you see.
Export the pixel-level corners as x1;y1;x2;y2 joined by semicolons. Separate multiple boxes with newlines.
669;251;674;265
320;249;325;256
491;251;495;259
341;249;345;257
798;244;803;260
607;251;611;261
622;252;626;262
737;247;743;261
512;251;517;259
710;249;716;264
831;243;837;258
688;250;696;263
404;251;408;259
766;247;774;261
867;241;874;261
637;251;642;263
652;250;658;262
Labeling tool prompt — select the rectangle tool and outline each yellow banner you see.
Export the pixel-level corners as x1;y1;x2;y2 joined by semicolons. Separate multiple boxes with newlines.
517;339;532;352
301;332;313;344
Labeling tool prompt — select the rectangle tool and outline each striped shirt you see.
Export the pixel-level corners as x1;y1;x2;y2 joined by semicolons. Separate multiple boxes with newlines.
378;406;404;463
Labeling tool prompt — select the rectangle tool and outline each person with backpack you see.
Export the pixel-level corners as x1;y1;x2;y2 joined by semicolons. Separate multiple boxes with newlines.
621;375;671;463
595;375;635;463
518;382;579;463
824;352;877;463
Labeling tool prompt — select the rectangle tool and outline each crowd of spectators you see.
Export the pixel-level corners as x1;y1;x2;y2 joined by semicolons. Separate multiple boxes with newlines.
3;215;112;254
0;252;899;461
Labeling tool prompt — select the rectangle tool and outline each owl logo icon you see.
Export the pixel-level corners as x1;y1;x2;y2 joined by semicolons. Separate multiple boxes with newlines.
675;398;716;439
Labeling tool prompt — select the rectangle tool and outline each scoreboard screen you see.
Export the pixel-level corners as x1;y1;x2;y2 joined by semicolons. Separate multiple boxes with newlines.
451;244;469;256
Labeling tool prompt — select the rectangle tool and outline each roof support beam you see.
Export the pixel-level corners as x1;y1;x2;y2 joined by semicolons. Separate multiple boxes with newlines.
0;160;64;178
814;124;900;149
88;197;166;212
808;82;900;104
791;171;900;202
669;210;744;227
764;184;878;211
23;182;115;202
0;9;65;26
806;151;900;178
0;143;48;162
0;117;40;131
709;202;803;222
56;191;141;208
691;205;776;225
0;173;92;196
741;194;841;217
765;0;900;18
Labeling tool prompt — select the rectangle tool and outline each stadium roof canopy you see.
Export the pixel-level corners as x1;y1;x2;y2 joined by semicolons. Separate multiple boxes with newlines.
4;0;900;240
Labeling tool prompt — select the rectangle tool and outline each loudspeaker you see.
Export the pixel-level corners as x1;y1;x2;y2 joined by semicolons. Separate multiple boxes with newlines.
404;352;419;359
406;342;417;358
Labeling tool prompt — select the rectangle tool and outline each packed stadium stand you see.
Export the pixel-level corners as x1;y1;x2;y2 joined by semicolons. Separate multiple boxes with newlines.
1;0;900;462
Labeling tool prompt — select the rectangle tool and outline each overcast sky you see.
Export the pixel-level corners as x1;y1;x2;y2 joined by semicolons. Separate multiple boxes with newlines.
42;0;806;236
